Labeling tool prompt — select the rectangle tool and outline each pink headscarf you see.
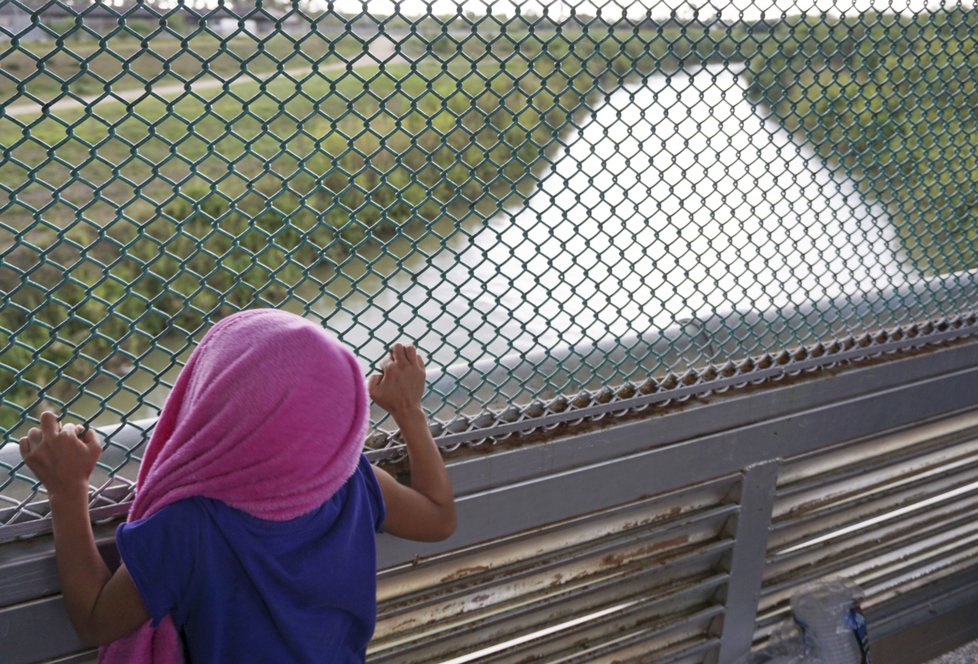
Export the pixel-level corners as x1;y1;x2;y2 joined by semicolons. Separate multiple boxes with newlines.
99;309;370;663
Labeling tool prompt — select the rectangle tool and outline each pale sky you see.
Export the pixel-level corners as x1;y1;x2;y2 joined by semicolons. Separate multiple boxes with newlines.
313;0;968;21
142;0;974;22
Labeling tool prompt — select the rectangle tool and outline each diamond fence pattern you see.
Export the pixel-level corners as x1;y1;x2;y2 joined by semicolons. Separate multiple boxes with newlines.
2;0;978;537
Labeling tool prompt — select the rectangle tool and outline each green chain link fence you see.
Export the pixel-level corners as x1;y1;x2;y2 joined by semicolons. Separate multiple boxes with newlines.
3;0;978;537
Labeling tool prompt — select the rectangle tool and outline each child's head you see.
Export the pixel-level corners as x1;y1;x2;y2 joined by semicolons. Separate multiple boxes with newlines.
131;308;369;521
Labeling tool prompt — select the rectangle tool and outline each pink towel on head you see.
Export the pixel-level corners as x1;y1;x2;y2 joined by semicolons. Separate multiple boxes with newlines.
98;309;370;664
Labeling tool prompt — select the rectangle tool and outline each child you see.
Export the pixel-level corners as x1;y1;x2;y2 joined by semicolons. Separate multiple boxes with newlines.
18;309;456;663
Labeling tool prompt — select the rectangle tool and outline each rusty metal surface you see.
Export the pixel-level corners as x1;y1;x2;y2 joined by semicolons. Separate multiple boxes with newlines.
774;410;978;488
481;605;726;664
769;459;978;551
751;397;978;654
375;476;739;602
5;342;978;662
773;421;978;519
766;489;978;580
371;476;739;663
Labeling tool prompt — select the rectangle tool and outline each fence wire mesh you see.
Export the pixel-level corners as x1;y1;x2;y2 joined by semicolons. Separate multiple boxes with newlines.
2;0;978;536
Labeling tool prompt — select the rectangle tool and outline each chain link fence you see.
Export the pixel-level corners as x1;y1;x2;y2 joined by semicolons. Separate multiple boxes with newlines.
2;0;978;537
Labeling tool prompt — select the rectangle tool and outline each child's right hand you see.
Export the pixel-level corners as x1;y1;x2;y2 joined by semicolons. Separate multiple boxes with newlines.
368;343;456;542
367;343;426;419
19;411;101;499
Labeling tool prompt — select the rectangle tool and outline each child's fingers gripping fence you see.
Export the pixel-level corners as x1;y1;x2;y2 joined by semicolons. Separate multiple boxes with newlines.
3;0;978;540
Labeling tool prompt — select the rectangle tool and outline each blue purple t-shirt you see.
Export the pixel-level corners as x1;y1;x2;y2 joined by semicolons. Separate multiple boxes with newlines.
116;454;386;663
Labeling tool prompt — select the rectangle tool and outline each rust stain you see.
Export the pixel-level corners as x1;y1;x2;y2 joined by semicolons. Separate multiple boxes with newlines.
440;564;491;583
369;331;976;471
391;617;418;631
623;506;683;531
601;535;690;568
659;506;683;521
471;593;491;603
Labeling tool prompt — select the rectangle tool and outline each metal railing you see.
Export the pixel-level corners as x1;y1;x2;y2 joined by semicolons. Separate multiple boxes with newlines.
6;336;978;662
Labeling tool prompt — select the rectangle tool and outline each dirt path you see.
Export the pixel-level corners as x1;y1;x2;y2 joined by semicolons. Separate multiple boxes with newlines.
2;37;403;118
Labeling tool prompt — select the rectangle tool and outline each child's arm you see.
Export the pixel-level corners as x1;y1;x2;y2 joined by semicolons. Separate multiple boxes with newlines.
368;343;457;542
19;411;150;645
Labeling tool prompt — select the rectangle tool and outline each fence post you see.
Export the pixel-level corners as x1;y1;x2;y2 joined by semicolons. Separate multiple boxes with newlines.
715;459;781;664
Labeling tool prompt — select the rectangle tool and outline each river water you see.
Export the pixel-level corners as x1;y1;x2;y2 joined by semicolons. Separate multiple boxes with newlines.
313;64;911;369
61;64;915;427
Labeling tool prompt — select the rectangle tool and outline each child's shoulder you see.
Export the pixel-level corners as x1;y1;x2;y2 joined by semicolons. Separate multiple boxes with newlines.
124;497;206;534
129;455;380;532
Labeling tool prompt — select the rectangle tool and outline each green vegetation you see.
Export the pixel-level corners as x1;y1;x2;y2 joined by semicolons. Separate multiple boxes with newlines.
428;23;760;72
2;28;685;429
13;6;976;431
746;8;978;273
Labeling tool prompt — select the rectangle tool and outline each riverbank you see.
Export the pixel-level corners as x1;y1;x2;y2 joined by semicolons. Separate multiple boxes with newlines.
0;18;839;431
745;8;978;274
2;33;672;430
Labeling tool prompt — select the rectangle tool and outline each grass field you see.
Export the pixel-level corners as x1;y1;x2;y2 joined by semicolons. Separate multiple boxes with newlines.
0;40;611;428
0;20;777;430
0;32;367;101
6;11;978;434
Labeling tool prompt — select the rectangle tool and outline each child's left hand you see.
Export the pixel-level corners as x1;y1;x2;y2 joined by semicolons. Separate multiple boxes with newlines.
19;411;101;498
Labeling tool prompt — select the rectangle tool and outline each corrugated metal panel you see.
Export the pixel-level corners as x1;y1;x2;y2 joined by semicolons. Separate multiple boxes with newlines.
755;409;978;642
370;476;740;663
480;606;724;664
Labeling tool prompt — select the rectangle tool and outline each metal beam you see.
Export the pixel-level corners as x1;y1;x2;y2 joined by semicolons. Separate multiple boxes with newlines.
715;461;781;664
